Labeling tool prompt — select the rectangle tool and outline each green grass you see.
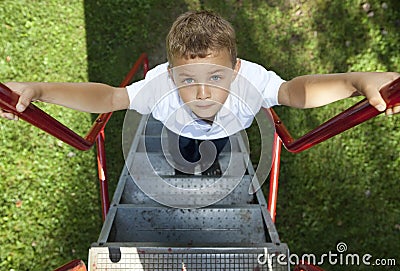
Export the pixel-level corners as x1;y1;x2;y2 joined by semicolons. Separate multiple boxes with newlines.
0;1;100;270
1;0;399;270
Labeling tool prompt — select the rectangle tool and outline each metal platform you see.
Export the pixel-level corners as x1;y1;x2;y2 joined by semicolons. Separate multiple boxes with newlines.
89;115;289;271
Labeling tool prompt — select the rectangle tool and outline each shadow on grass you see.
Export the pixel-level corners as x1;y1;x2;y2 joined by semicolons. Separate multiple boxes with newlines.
83;0;189;195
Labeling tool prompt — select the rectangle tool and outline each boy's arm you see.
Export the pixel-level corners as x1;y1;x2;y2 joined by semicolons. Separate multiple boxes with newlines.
278;72;400;114
1;82;129;119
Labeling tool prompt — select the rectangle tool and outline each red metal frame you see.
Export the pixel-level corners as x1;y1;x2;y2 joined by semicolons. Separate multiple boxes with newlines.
53;259;86;271
293;262;326;271
0;53;149;220
267;77;400;153
266;77;400;222
94;53;149;220
267;132;282;223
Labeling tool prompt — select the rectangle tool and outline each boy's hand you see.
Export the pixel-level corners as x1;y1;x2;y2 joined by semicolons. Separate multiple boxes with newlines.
354;72;400;115
0;82;40;120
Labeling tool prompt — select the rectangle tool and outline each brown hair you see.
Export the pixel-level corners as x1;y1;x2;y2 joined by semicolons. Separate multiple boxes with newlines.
166;10;237;67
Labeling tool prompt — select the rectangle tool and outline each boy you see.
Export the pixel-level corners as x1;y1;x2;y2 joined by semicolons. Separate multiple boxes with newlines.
1;11;399;176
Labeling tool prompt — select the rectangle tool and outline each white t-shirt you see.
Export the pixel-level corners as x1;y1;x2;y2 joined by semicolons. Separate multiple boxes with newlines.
126;59;285;140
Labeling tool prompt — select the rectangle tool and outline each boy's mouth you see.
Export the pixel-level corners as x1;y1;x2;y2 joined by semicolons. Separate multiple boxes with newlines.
195;103;215;109
193;100;219;108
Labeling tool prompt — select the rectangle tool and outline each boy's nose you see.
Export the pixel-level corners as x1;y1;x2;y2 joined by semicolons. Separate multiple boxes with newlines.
196;84;211;100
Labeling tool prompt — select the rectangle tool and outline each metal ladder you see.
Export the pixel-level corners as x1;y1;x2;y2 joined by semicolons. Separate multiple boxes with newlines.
88;114;289;271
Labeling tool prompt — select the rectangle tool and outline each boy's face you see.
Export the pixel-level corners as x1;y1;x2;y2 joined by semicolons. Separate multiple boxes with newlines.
169;49;240;121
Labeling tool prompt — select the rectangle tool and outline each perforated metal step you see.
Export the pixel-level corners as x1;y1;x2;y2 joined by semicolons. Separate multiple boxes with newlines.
126;152;248;177
101;205;266;244
116;174;255;206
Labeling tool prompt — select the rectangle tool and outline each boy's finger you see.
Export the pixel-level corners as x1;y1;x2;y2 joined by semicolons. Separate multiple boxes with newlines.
385;108;393;116
1;111;18;120
391;105;400;115
369;96;386;112
16;90;35;112
364;90;386;112
16;101;26;112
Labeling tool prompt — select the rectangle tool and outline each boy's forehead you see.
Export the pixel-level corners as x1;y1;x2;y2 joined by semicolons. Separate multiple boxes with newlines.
172;63;233;76
170;48;234;69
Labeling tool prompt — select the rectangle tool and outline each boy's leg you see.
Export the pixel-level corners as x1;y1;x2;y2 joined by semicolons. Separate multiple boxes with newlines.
166;129;200;175
211;137;230;154
166;128;229;176
200;137;229;176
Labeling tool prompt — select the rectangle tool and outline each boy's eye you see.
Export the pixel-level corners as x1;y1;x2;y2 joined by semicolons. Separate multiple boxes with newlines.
183;78;195;84
210;75;222;81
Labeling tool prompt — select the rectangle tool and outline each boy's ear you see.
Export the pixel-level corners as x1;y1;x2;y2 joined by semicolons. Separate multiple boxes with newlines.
232;59;241;82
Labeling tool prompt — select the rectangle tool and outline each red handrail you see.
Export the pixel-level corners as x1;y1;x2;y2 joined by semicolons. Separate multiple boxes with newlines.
0;53;149;151
266;77;400;222
0;84;95;151
294;262;326;271
53;259;86;271
267;132;281;223
94;53;148;220
0;53;149;220
266;76;400;153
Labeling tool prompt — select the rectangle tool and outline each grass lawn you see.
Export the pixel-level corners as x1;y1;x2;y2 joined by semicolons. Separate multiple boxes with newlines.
1;1;399;270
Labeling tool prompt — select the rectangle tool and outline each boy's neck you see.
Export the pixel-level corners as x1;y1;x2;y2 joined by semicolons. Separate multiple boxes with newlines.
201;117;214;125
194;113;214;124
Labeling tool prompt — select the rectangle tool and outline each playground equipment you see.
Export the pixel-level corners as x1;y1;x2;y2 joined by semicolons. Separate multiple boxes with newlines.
1;54;399;271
